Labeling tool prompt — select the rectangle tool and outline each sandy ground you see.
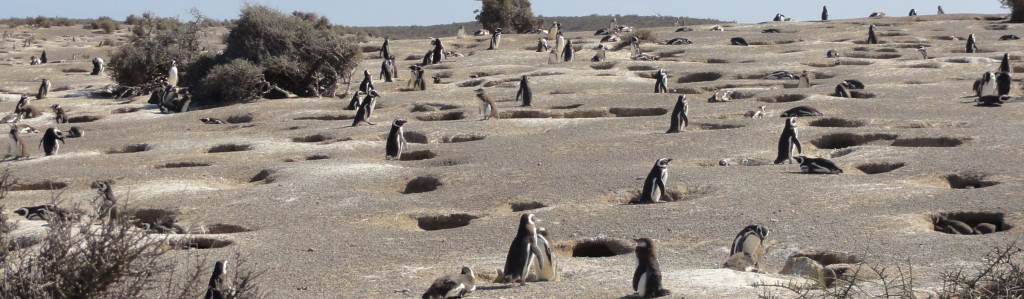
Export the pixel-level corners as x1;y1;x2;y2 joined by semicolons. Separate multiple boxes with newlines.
2;13;1024;298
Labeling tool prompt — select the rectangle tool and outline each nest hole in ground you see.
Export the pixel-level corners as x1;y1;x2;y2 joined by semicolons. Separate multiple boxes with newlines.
411;103;459;112
808;118;869;128
404;176;442;193
759;94;807;103
294;114;354;121
627;65;657;71
510;201;547;212
67;115;102;123
227;114;253;123
400;150;436;161
810;133;898;149
699;123;746;130
457;79;486;87
676;72;723;83
170;237;234;250
855;162;906;174
405;131;430;144
157;162;211;169
292;134;333;143
551;104;583;109
205;224;253;234
416;111;466;122
891;137;968;147
945;173;999;189
10;180;68;191
932;212;1011;234
443;134;486;143
555;238;634;258
416;213;478;231
208;144;252;153
590;62;616;70
107;143;150;154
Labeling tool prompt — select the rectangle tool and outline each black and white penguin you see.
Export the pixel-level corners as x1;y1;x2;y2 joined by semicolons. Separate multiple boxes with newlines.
966;34;978;53
917;46;928;59
67;126;84;138
533;227;557;281
707;90;733;102
385;119;407;160
763;71;799;80
456;25;466;39
1000;53;1011;73
592;44;607;62
410;65;427;91
204;260;234;299
666;37;693;44
8;125;28;160
561;39;574;62
15;94;31;118
909;9;918;16
666;95;688;133
976;95;1008;106
730;37;748;46
639;158;672;203
14;204;70;221
359;70;374;94
797;70;810;88
167;60;178;87
729;225;770;271
379;38;392;61
821;6;829;21
843;80;865;89
92;180;119;220
867;24;878;44
555;32;566;59
654;69;668;93
773;13;785;22
432;37;446;64
502;213;544;285
774;117;802;164
200;118;226;124
826;49;839;58
51;104;67;124
997;72;1012;96
794;156;843;174
548;22;560;41
422;49;433;66
537;37;549;52
91;57;104;75
489;28;502;50
352;90;380;126
37;79;50;99
347;91;365;111
380;57;395;82
39;127;65;156
422;266;476;299
976;72;997;98
835;82;852;98
633;238;671;298
516;75;533;107
474;88;498;120
937;5;945;14
40;50;47;64
999;35;1020;40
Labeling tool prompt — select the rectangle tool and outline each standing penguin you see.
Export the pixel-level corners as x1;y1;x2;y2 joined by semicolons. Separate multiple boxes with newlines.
666;96;688;133
91;57;104;75
561;39;574;62
432;37;446;64
633;238;671;298
359;70;374;93
729;225;770;271
204;261;234;299
966;34;978;53
867;24;878;44
37;79;50;99
548;22;560;41
909;9;918;16
422;267;476;299
638;158;672;203
167;60;178;87
456;25;466;39
7;125;28;160
555;32;566;59
92;180;119;220
15;95;32;118
797;70;810;88
39;127;65;156
502;214;545;285
40;50;47;64
997;72;1012;96
536;37;549;52
410;65;427;91
548;49;559;64
51;104;67;124
347;91;365;110
821;6;829;21
516;75;533;107
379;38;392;61
774;117;802;164
385;119;407;160
977;72;997;97
999;53;1011;73
489;28;502;50
380;58;395;82
352;90;380;126
917;46;928;59
937;6;945;14
654;69;668;93
474;88;498;120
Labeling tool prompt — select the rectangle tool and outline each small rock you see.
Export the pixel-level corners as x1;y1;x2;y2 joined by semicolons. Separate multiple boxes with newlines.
723;252;756;272
780;256;825;282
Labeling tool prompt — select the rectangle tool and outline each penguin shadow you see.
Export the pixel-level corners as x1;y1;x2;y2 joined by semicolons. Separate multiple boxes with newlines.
475;285;513;291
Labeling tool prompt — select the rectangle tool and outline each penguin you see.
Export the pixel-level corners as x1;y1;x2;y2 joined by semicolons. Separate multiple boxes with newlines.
359;70;374;93
835;82;852;98
729;225;770;270
763;71;799;80
422;49;433;66
761;29;781;34
707;90;733;102
0;113;21;124
380;57;395;82
826;49;839;58
532;227;557;282
204;260;234;299
997;72;1012;96
745;106;767;119
537;37;549;52
977;95;1009;106
456;26;466;39
39;127;65;156
422;266;476;299
489;28;502;50
474;88;498;120
794;156;843;174
867;25;878;44
592;44;607;62
933;216;972;234
666;38;692;44
666;96;688;133
502;214;545;285
167;60;179;87
92;180;119;220
797;71;810;88
973;223;998;235
51;104;67;124
999;35;1020;41
91;57;104;75
14;204;70;221
37;79;50;99
40;50;47;64
555;32;566;59
561;39;574;62
869;12;885;18
379;38;392;61
410;65;427;91
352;90;380;126
15;94;31;118
653;69;668;93
773;13;785;22
977;72;997;98
633;238;671;298
200;118;227;124
917;46;928;59
774;117;802;164
67;126;84;138
630;36;642;59
730;37;748;46
516;75;533;107
432;37;446;64
966;34;978;53
7;124;28;160
937;6;945;15
385;119;407;160
548;22;560;41
843;80;865;90
821;6;829;21
638;158;672;203
15;124;38;135
999;53;1011;73
909;9;918;16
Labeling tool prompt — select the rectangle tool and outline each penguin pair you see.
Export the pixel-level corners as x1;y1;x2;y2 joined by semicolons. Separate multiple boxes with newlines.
422;266;476;299
352;90;381;126
501;214;555;285
725;224;770;272
204;260;234;299
385;119;407;160
633;238;671;298
515;75;533;107
933;216;997;235
795;156;843;174
474;88;498;120
774;118;802;164
380;57;396;82
638;158;672;203
653;69;668;93
666;96;688;133
409;65;427;91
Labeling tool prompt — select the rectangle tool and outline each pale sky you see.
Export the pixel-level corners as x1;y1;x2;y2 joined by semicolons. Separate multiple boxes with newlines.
3;1;1009;27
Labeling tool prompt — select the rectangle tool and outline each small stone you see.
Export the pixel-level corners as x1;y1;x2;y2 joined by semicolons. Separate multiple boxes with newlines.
780;256;825;282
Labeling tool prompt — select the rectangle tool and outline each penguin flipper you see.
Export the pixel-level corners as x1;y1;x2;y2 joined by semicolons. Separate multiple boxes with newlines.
655;179;666;202
793;137;802;154
681;114;688;129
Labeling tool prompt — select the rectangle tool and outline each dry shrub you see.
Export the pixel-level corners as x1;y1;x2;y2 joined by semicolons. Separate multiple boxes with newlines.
108;13;201;88
614;28;657;50
196;59;265;103
91;16;121;34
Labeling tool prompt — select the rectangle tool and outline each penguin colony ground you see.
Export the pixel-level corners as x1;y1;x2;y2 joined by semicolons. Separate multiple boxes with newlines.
1;10;1023;298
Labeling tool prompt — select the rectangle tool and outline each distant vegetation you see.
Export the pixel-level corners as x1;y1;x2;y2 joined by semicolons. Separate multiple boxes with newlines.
353;14;726;40
475;0;542;33
1003;0;1024;22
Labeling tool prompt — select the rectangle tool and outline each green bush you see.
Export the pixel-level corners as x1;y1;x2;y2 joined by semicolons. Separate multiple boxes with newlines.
197;59;265;103
92;17;121;34
475;0;542;33
108;14;201;88
1003;0;1024;22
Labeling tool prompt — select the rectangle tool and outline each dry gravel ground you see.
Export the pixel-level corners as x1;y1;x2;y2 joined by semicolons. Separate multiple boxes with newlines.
2;13;1024;298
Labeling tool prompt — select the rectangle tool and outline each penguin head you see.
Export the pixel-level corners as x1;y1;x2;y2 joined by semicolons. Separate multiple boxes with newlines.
170;60;176;67
367;90;381;98
460;266;474;278
522;75;528;81
393;119;407;127
213;260;228;277
50;104;60;110
759;106;767;111
473;88;485;95
786;117;798;127
14;208;28;216
754;224;770;239
519;213;535;227
794;156;805;164
654;158;673;168
363;70;370;76
677;95;685;103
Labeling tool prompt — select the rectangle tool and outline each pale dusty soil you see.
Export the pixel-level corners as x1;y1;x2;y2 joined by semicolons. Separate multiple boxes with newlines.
2;13;1024;298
